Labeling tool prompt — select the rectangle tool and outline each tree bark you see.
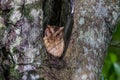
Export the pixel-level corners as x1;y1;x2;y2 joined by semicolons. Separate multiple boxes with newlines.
72;0;120;80
0;0;120;80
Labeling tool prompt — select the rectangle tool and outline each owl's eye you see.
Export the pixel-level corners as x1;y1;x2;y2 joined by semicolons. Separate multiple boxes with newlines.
54;27;64;37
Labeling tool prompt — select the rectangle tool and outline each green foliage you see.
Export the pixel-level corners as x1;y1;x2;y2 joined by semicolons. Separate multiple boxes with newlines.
101;23;120;80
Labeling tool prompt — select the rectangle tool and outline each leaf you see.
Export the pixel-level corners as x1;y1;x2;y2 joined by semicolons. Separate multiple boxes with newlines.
114;63;120;76
112;23;120;41
110;53;117;63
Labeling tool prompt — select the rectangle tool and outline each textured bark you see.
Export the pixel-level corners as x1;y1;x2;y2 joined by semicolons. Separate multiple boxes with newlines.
0;0;120;80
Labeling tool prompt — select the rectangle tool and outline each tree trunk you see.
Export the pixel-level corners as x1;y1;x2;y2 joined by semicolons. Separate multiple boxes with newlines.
72;0;120;80
0;0;120;80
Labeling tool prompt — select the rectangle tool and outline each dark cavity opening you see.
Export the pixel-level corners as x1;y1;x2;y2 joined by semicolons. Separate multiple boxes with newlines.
42;0;74;59
42;0;73;27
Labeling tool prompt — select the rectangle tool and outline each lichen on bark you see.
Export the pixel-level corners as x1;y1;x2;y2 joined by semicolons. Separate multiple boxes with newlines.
0;0;120;80
72;0;120;80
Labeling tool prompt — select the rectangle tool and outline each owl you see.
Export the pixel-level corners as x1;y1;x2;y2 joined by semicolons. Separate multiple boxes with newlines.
42;0;74;59
43;15;73;59
43;25;64;57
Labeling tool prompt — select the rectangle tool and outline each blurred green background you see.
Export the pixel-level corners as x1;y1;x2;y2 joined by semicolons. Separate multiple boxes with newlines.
101;23;120;80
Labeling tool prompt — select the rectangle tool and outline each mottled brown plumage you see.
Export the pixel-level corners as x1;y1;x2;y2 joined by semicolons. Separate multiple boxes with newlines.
43;25;64;57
